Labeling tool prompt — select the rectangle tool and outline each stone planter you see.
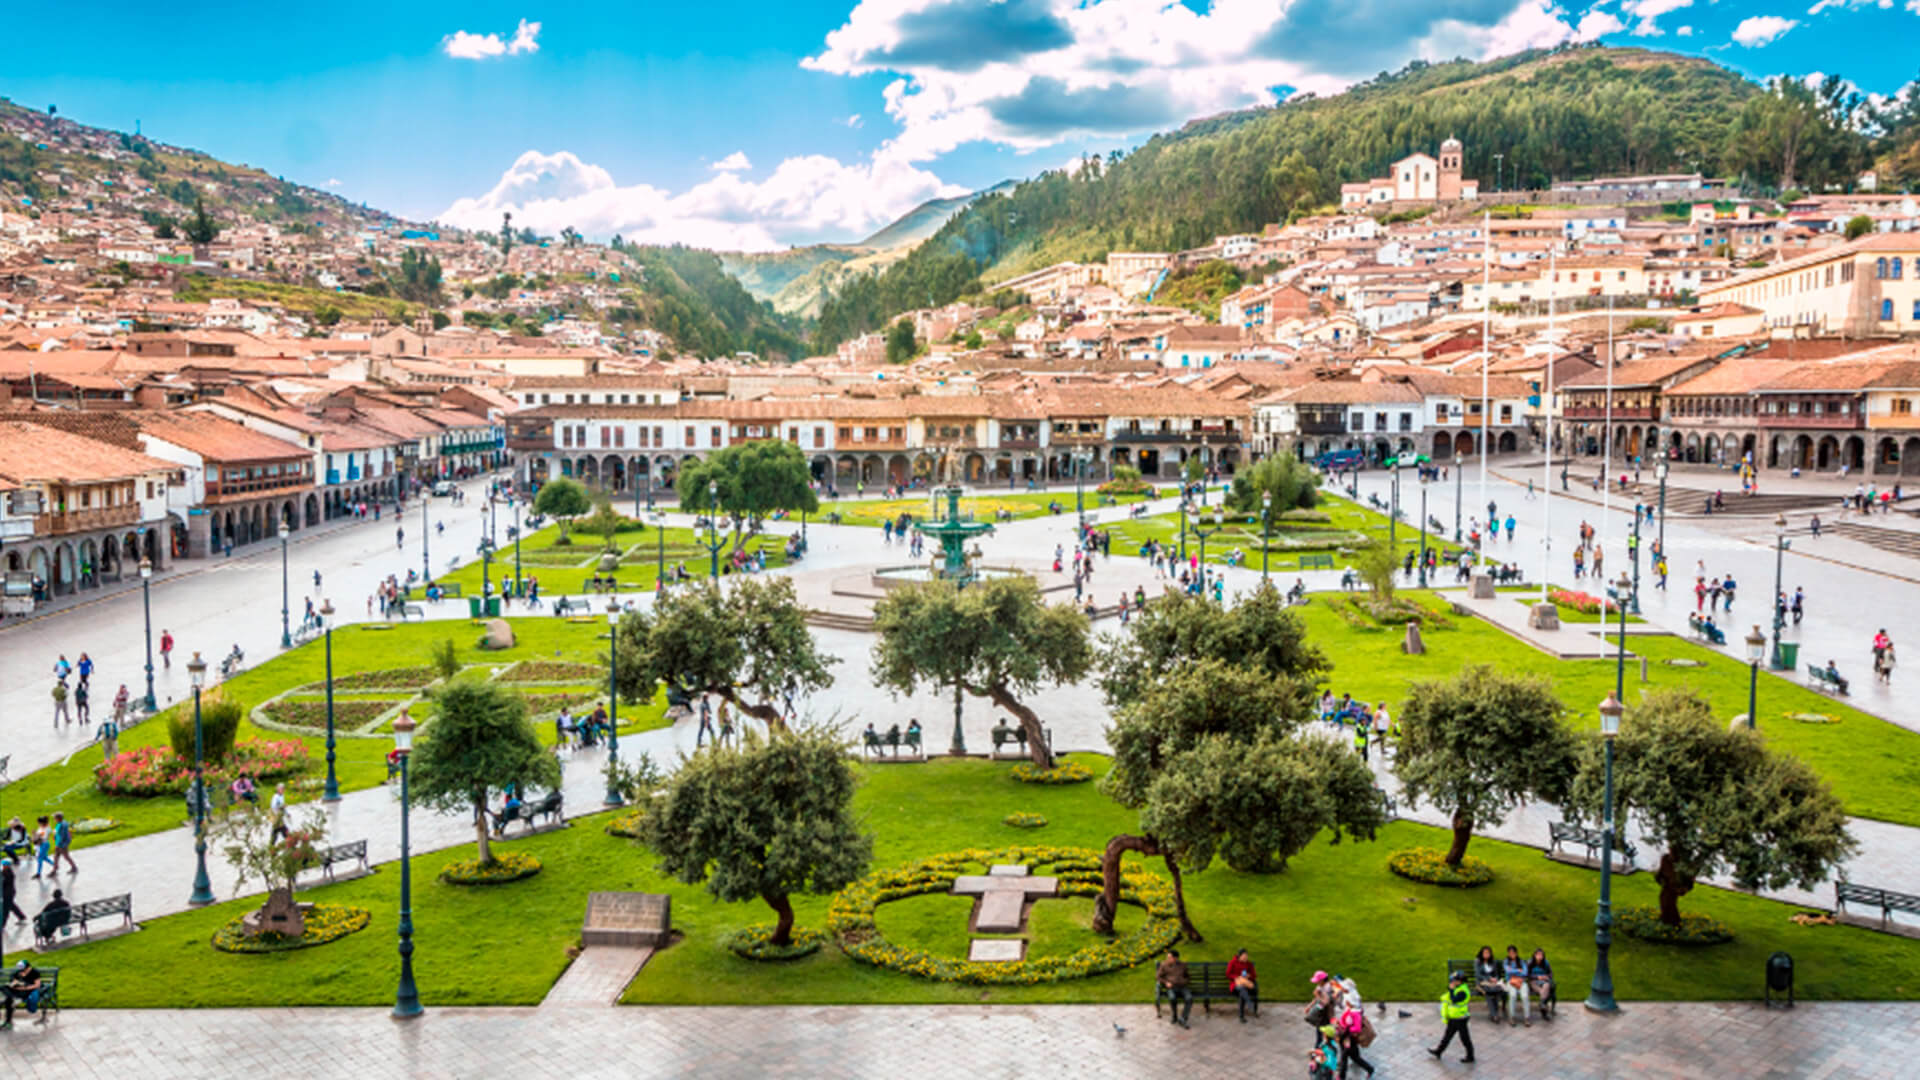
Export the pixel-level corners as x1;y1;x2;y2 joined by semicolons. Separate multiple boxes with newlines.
242;886;306;939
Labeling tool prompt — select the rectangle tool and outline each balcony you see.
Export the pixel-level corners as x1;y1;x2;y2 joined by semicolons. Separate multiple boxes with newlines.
325;469;340;486
1050;430;1106;445
1297;419;1347;436
1758;411;1863;431
34;504;140;535
1110;429;1243;445
997;437;1041;451
1561;405;1660;421
205;476;314;503
346;466;362;481
505;435;554;451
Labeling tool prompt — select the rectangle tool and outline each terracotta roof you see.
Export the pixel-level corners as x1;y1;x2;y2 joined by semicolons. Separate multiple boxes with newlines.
1558;354;1714;390
0;421;177;484
126;410;311;462
1665;359;1807;397
1755;362;1901;394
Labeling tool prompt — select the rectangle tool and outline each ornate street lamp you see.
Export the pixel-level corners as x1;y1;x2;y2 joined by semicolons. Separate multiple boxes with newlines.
139;556;157;712
605;608;624;806
1260;490;1272;586
278;519;293;649
1586;688;1623;1014
1654;460;1669;559
421;496;430;586
1770;513;1790;670
320;600;340;801
651;510;667;582
391;711;423;1020
187;652;215;907
1745;625;1766;731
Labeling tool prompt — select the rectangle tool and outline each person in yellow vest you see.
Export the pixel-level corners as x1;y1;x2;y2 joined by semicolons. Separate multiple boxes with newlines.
1428;969;1476;1063
1352;717;1369;764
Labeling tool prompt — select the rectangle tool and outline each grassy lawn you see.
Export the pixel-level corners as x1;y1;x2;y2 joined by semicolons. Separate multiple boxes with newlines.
1294;590;1920;827
1105;491;1459;570
436;521;791;596
45;757;1920;1008
807;490;1161;530
0;620;661;850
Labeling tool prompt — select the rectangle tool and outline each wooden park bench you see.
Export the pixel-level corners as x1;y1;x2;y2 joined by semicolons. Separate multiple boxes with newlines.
1807;664;1849;696
1546;820;1637;872
9;965;59;1023
1445;957;1555;1021
1298;554;1335;571
1834;879;1920;932
1152;961;1249;1019
493;790;565;835
400;604;425;621
862;725;924;760
34;893;133;949
1686;613;1726;646
316;839;370;882
990;723;1053;759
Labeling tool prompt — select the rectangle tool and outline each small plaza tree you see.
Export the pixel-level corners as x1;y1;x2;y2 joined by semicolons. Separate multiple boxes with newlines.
407;681;560;866
870;575;1091;768
614;577;835;731
1392;665;1577;868
533;476;592;544
210;800;327;938
1570;689;1856;927
1097;586;1325;713
580;490;629;555
1227;451;1318;517
675;439;819;553
1096;659;1382;940
639;726;871;946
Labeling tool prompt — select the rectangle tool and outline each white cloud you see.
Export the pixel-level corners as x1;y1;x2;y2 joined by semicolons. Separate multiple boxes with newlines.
1623;0;1693;35
1676;24;1695;35
1807;0;1892;12
711;151;752;172
1731;14;1798;45
324;178;342;188
442;18;541;60
844;114;864;128
438;149;967;252
804;0;1623;166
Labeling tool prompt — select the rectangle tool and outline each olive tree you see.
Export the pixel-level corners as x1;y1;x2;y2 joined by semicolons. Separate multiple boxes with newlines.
615;577;835;731
532;477;592;544
406;681;560;866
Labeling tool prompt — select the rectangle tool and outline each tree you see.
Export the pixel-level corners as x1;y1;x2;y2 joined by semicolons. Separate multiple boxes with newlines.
885;318;917;363
406;681;560;866
500;211;514;256
1098;659;1381;939
1353;541;1398;606
1392;665;1577;868
185;197;219;245
1845;214;1874;240
1570;689;1855;927
209;800;327;937
153;218;177;240
1227;451;1318;516
615;577;835;730
579;490;628;553
1096;585;1326;714
870;575;1092;768
639;726;871;946
169;687;243;763
532;477;592;544
675;439;819;555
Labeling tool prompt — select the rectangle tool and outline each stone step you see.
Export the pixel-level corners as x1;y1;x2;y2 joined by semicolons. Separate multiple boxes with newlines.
976;890;1026;933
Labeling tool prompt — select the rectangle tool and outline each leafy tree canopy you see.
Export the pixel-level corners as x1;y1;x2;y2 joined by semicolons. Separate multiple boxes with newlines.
1227;451;1319;517
1097;586;1325;713
406;681;560;865
615;577;835;729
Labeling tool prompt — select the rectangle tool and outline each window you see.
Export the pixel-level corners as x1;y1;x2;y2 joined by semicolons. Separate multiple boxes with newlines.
561;426;572;448
541;394;551;404
654;426;664;446
1399;412;1413;432
813;426;825;448
1883;299;1896;322
1894;399;1913;416
614;427;624;448
684;426;695;446
1876;258;1889;279
710;426;721;448
599;427;610;448
1350;412;1366;432
1895;258;1906;280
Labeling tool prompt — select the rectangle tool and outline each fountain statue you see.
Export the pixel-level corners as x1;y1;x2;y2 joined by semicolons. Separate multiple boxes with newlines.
913;485;996;587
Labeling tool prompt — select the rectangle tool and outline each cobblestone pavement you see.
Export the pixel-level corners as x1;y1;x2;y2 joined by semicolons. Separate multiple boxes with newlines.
3;1001;1916;1079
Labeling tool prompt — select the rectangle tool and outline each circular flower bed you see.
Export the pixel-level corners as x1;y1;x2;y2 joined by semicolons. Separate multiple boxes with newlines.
211;903;371;953
1388;847;1495;888
828;846;1180;985
1617;906;1734;946
1008;761;1092;785
300;666;439;693
605;808;645;838
725;924;828;961
95;739;309;797
257;698;400;731
441;850;542;885
502;661;604;684
71;818;121;835
1002;812;1048;829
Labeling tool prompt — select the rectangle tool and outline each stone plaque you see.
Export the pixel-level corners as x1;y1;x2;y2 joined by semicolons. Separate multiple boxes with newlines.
968;938;1025;963
582;891;671;947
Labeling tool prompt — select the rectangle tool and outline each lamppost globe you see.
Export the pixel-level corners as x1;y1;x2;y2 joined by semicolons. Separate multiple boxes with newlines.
188;650;206;690
1746;626;1767;667
140;557;152;580
138;555;157;712
391;710;422;1020
1598;691;1622;738
186;651;214;907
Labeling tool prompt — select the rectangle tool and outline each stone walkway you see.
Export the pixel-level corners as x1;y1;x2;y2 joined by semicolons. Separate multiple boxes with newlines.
4;1001;1917;1078
537;946;654;1009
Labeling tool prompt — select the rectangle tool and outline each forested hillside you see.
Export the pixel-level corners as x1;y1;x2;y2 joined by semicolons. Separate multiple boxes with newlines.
609;243;806;362
811;45;1894;354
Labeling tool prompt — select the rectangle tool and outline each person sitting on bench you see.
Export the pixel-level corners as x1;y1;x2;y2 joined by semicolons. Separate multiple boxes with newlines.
1155;948;1193;1027
1824;660;1850;695
1225;947;1258;1021
492;791;523;836
1473;945;1509;1021
3;959;45;1029
1526;948;1555;1018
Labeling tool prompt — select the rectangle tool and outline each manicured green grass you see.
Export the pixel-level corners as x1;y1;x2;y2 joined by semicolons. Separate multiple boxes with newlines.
436;522;791;596
1293;591;1920;827
0;620;657;850
809;490;1159;530
42;757;1920;1007
1105;491;1458;569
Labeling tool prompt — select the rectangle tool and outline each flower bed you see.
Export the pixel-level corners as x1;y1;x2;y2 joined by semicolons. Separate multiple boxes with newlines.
1002;812;1049;829
257;698;400;731
1616;906;1734;945
1329;599;1380;632
94;740;310;797
211;903;371;953
828;846;1180;985
1549;588;1617;616
725;924;828;961
1388;847;1495;888
71;818;121;835
1009;761;1092;785
605;808;646;838
515;691;600;716
502;661;605;684
321;667;439;692
1351;596;1452;628
441;850;542;885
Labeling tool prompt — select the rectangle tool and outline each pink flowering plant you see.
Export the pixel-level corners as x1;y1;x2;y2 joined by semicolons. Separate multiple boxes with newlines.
94;739;309;798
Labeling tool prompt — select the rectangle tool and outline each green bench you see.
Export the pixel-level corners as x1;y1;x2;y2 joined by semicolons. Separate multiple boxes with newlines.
863;726;923;758
1298;554;1335;571
1807;664;1849;696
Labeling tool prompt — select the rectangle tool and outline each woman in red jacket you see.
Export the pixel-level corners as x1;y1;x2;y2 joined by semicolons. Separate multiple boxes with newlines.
1225;948;1257;1021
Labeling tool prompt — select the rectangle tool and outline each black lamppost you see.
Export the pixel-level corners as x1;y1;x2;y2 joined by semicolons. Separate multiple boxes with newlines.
651;510;666;581
1655;460;1669;558
1745;624;1766;730
1587;574;1629;1015
320;600;340;802
1417;477;1431;589
186;652;214;907
139;555;156;712
1187;517;1222;596
1260;490;1272;585
480;536;494;600
1074;451;1088;530
1454;454;1467;542
1769;513;1790;669
1388;458;1401;555
278;519;292;649
700;483;726;579
1177;498;1189;564
605;608;623;806
1626;512;1642;615
391;711;423;1021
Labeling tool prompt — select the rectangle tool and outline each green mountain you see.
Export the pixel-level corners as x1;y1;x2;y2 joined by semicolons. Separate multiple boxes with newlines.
858;181;1015;249
812;45;1882;353
607;243;807;362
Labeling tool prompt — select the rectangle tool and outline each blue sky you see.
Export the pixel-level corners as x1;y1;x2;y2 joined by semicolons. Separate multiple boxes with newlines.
6;1;1916;250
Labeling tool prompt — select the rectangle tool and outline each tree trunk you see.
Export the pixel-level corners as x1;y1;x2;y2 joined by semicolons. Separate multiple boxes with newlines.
1162;852;1202;943
1093;833;1197;940
1444;809;1472;867
473;791;493;865
763;890;796;947
985;682;1053;769
722;687;787;733
1655;852;1694;927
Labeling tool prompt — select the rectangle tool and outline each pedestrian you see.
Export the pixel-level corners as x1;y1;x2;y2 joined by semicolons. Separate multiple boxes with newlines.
160;628;174;669
99;714;119;760
1722;572;1737;611
1694;577;1707;613
53;654;70;681
51;680;69;727
269;783;289;841
111;684;129;726
50;814;75;875
31;817;52;880
1352;718;1369;764
0;857;24;936
1335;993;1376;1078
1429;970;1476;1063
77;652;93;687
1709;576;1723;610
313;570;322;590
697;697;714;749
1792;587;1805;627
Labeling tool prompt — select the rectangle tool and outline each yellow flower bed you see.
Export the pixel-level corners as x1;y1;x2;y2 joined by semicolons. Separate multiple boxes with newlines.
211;903;371;953
605;808;646;838
828;846;1180;985
725;924;828;961
1009;761;1092;785
1617;906;1734;946
1002;812;1048;829
441;850;542;885
1388;847;1495;888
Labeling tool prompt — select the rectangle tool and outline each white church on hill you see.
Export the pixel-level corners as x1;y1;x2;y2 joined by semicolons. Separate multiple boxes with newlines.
1340;138;1480;209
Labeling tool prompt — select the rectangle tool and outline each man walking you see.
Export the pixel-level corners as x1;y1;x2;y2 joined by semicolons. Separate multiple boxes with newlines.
0;857;25;935
1429;970;1476;1063
160;628;174;669
697;697;714;748
51;680;70;727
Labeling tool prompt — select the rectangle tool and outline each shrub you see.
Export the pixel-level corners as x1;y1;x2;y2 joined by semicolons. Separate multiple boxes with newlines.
725;924;827;961
168;689;243;762
1616;906;1734;945
605;808;646;838
1388;847;1495;888
501;661;604;684
210;903;371;953
1549;588;1616;616
1009;761;1092;785
428;640;461;683
95;739;308;797
1002;812;1049;829
441;850;542;885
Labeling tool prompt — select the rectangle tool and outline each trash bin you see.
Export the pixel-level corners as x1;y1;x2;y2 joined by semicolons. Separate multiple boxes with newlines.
468;596;482;619
1765;951;1794;1008
1772;641;1800;672
484;597;501;618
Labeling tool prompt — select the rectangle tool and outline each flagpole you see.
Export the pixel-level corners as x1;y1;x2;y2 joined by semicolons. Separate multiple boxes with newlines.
1480;210;1491;531
1541;246;1555;603
1601;296;1614;556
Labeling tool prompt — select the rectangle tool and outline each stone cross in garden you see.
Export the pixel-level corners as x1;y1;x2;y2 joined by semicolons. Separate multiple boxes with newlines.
953;864;1058;961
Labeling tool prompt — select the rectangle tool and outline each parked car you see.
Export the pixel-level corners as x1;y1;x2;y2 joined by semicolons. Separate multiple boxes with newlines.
431;481;457;497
